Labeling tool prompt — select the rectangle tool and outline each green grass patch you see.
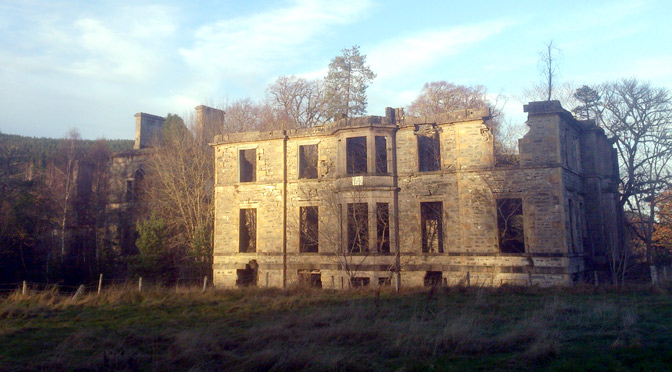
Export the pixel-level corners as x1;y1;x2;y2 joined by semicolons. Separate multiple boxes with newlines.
1;285;671;371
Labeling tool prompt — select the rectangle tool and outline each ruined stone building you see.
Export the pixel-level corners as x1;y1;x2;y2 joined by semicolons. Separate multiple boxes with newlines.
211;100;622;288
107;112;165;256
106;106;224;258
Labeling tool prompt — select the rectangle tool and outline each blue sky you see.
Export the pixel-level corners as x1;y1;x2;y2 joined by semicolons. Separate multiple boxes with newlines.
1;0;670;140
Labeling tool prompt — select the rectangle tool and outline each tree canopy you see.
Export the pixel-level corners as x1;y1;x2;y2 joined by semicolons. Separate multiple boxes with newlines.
325;46;376;121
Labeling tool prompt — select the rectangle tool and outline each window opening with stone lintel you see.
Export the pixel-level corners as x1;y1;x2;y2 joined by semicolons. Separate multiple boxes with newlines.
375;136;388;174
417;126;441;172
376;203;390;253
347;203;369;253
421;202;443;253
299;206;319;253
239;149;256;182
497;198;525;253
239;208;257;253
346;137;367;175
299;144;318;179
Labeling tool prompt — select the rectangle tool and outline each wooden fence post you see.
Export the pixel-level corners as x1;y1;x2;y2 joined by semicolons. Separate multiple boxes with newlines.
202;276;208;293
22;281;27;295
138;277;143;292
97;274;103;295
72;284;85;300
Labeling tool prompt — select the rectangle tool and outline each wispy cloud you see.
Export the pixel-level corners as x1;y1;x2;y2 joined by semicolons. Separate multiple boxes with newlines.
179;0;372;80
367;20;513;81
0;4;178;82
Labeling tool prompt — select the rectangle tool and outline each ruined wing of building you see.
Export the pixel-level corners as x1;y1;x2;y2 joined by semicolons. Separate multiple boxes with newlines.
106;107;221;259
211;101;622;288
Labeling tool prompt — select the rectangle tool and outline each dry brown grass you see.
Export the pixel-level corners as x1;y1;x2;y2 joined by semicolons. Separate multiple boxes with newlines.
1;284;670;371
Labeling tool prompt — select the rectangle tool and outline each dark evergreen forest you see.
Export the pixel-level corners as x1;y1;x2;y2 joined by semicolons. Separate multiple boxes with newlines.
0;132;133;287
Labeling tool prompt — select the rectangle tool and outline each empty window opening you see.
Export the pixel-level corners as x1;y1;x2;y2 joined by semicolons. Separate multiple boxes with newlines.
125;180;134;202
376;203;390;253
300;206;319;253
378;277;391;286
239;149;256;182
299;144;318;179
568;199;575;253
298;270;322;288
421;202;443;253
346;137;367;174
497;198;525;253
424;271;443;287
239;208;257;253
350;277;370;287
418;132;441;172
236;261;258;287
375;136;387;174
347;203;369;253
126;169;145;202
579;201;587;252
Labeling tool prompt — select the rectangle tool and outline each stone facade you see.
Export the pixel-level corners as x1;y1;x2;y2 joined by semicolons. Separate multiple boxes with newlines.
211;100;622;288
107;113;165;256
107;107;226;259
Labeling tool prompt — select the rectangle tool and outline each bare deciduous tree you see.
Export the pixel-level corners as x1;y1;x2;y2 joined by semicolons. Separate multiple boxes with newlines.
540;40;560;101
407;82;488;117
267;76;327;129
522;81;578;109
57;128;82;259
141;115;214;277
598;79;672;282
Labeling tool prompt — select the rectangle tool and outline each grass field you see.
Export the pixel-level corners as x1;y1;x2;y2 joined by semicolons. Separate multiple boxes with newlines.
1;285;671;371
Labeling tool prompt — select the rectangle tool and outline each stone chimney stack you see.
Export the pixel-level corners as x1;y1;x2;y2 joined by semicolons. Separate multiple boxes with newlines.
134;113;165;149
195;105;226;143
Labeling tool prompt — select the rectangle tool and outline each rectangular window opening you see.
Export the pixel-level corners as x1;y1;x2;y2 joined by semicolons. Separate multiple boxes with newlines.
239;149;256;182
568;199;575;253
125;180;134;202
300;206;319;253
236;263;257;287
298;270;322;288
421;202;443;253
418;132;441;172
376;203;390;253
351;277;370;287
497;198;525;253
378;277;391;286
424;271;443;287
299;144;318;179
347;203;368;253
239;208;257;253
346;136;367;175
375;136;387;174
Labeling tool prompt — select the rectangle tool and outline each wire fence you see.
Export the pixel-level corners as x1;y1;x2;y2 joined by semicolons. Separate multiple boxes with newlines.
2;265;671;297
0;275;210;297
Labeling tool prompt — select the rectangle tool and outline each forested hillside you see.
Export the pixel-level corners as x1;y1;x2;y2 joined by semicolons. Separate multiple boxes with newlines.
0;132;133;286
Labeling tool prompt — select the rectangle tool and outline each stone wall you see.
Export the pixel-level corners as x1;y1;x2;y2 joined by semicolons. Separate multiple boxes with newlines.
211;101;622;288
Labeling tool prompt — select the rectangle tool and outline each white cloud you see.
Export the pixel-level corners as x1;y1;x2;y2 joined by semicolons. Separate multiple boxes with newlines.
366;20;513;81
1;4;177;82
179;0;371;80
